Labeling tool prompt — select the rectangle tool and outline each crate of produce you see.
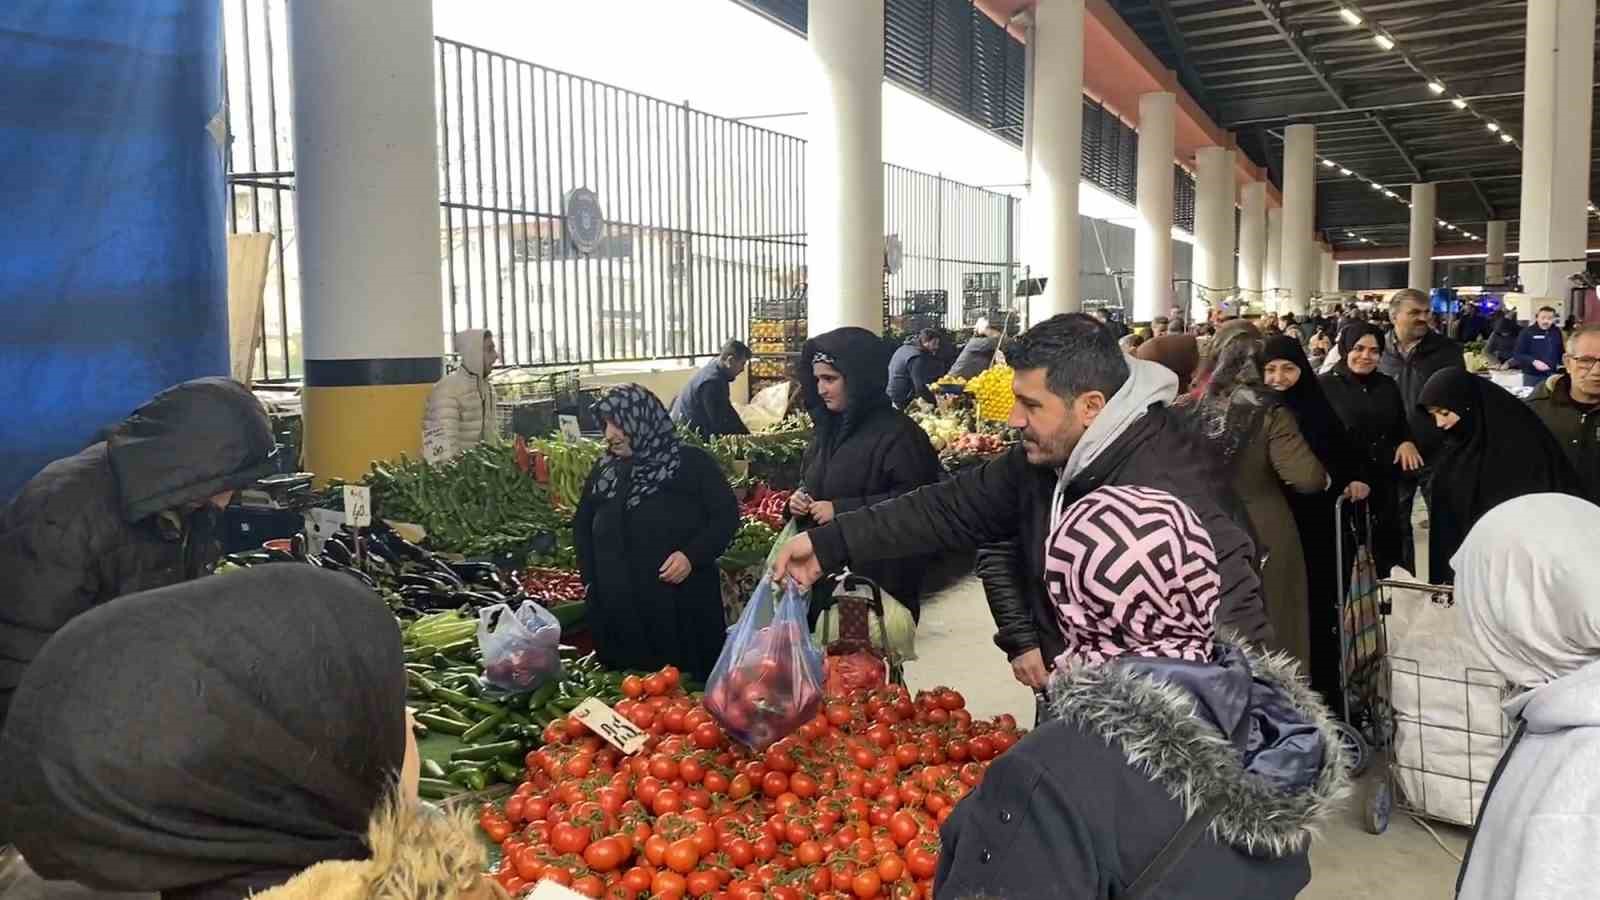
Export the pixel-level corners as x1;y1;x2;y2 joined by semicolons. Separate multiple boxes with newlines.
749;355;795;379
752;297;807;319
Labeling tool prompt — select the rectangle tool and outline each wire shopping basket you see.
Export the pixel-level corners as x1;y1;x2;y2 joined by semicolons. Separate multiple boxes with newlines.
1333;497;1513;835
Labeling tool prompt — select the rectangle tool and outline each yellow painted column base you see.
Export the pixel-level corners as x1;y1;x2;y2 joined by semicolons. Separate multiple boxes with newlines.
303;383;432;485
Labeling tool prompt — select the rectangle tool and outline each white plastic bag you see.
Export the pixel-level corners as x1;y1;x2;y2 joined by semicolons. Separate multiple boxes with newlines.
477;600;563;692
738;380;793;431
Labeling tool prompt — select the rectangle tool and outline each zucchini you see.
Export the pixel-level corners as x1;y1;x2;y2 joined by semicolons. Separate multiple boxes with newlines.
421;759;447;779
460;711;506;743
496;760;525;784
415;713;469;736
449;740;523;762
418;777;461;800
446;766;488;792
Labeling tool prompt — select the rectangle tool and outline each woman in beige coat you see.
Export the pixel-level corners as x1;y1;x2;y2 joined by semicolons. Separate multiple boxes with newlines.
1181;320;1328;664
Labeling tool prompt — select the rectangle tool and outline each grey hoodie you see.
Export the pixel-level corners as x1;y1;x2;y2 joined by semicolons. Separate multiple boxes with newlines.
1051;357;1180;529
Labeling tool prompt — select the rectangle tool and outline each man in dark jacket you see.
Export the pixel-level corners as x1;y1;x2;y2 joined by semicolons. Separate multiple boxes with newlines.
1379;288;1465;453
1527;325;1600;502
947;319;1003;379
669;340;751;437
0;378;276;725
1512;305;1566;388
886;328;945;408
772;315;1268;704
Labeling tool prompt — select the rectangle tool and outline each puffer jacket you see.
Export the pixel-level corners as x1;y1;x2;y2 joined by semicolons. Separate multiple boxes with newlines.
0;378;276;726
935;642;1349;899
1527;374;1600;503
422;329;496;462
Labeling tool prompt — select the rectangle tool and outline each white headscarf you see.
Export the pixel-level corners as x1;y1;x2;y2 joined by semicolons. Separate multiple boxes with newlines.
1454;493;1600;688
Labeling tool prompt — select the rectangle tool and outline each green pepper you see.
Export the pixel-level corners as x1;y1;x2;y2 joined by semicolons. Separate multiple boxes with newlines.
449;740;523;762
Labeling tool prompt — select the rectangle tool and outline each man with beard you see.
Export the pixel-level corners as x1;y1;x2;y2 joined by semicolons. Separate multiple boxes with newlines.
1378;288;1464;561
770;314;1267;722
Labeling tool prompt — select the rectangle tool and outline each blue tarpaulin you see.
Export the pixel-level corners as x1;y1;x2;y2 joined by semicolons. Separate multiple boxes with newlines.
0;1;227;501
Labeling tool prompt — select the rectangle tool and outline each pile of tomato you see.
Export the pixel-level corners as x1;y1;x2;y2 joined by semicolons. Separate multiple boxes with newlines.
480;666;1023;898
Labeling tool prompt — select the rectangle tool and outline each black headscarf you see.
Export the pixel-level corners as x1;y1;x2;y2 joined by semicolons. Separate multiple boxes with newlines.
0;565;406;898
1333;322;1386;381
796;327;892;452
1262;335;1345;472
1417;368;1583;581
592;383;683;509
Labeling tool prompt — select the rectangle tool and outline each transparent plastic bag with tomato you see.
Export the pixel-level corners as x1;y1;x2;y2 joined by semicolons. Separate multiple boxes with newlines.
703;575;825;750
822;651;888;696
477;600;563;692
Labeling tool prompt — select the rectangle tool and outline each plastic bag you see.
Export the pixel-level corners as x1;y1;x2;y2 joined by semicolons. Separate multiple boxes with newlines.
737;380;793;432
762;519;801;576
704;575;824;750
823;652;888;696
477;600;563;692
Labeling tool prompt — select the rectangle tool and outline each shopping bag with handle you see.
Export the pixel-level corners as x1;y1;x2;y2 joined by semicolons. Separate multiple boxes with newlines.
704;574;824;750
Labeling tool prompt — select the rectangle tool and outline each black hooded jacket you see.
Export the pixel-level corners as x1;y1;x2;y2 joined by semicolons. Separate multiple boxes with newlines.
0;378;276;725
669;359;749;437
795;328;942;616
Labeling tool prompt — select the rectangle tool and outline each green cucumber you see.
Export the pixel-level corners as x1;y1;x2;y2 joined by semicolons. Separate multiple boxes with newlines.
460;711;506;743
446;766;488;792
418;777;461;800
496;760;525;784
415;713;469;736
449;740;523;762
421;759;447;779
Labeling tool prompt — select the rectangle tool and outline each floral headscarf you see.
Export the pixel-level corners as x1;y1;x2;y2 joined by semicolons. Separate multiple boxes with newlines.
592;384;682;508
1044;485;1221;668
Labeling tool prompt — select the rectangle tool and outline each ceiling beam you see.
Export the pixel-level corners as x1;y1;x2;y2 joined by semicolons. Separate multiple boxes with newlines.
1371;113;1424;182
1146;0;1216;111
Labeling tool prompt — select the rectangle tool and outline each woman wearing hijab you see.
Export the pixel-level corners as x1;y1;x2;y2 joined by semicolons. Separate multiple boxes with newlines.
790;327;942;619
0;565;505;900
1417;368;1581;583
1319;323;1423;574
1181;320;1328;665
576;384;739;679
1135;333;1201;394
1261;335;1370;708
937;486;1348;900
1484;313;1521;365
1454;495;1600;900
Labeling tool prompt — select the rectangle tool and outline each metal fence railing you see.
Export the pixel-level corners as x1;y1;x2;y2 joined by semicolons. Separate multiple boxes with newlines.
223;0;1024;382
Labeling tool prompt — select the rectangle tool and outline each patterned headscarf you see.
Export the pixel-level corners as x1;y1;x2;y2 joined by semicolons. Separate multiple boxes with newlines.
1044;485;1221;668
591;384;682;509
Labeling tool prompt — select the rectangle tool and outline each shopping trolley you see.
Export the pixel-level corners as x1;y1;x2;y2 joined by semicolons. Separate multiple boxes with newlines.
1333;497;1512;835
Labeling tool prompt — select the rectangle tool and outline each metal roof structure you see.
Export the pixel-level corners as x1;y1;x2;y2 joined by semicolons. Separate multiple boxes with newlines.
736;0;1599;253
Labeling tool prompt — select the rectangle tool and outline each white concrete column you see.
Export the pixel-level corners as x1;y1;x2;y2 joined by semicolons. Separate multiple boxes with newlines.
1238;182;1267;308
805;0;886;335
1408;183;1438;291
1134;92;1176;322
1486;220;1509;283
1193;147;1236;315
289;0;445;480
1519;0;1595;299
1280;123;1317;316
1321;249;1338;293
1265;207;1284;311
1023;0;1086;323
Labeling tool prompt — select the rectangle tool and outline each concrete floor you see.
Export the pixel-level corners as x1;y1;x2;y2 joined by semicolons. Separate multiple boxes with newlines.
904;573;1470;898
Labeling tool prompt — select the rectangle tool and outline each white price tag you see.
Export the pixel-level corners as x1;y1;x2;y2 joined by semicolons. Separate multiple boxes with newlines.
571;697;648;754
528;880;588;900
558;414;582;441
342;485;372;528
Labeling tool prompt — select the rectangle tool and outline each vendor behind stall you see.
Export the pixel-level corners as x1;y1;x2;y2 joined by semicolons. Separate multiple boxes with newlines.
576;385;739;680
790;328;942;620
0;377;277;728
421;328;497;462
670;340;752;437
948;318;1004;379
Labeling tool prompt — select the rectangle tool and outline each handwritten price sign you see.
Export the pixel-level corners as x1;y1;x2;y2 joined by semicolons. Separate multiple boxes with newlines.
342;485;372;528
572;697;647;754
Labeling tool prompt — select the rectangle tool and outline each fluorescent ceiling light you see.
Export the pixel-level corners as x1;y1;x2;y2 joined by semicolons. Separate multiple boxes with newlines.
1500;133;1513;143
1371;182;1384;191
1451;97;1468;110
1374;34;1395;50
1438;219;1449;227
1486;122;1500;133
1427;81;1445;95
1339;167;1353;176
1322;159;1336;168
1347;231;1357;237
1339;7;1363;26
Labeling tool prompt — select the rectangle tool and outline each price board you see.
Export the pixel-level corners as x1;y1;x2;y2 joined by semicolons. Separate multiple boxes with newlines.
342;485;372;528
571;697;648;754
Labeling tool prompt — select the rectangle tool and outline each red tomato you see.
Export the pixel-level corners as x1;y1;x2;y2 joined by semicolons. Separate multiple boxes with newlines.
571;874;606;898
686;869;720;897
664;838;701;874
905;846;939;879
552;821;592;854
622;866;654;894
852;869;883;898
584;836;627;873
761;771;790;798
642;673;669;697
651;870;687;900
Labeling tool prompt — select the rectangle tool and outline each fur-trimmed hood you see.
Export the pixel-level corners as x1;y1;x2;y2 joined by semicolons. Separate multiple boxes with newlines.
255;801;508;900
1048;640;1350;858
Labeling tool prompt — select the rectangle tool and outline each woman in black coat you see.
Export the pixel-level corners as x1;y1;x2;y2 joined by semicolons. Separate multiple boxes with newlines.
1417;367;1582;583
576;384;739;680
1319;323;1424;576
790;327;942;619
1262;335;1369;710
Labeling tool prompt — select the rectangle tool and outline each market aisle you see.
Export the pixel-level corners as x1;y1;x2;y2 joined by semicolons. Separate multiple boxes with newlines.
907;570;1470;897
